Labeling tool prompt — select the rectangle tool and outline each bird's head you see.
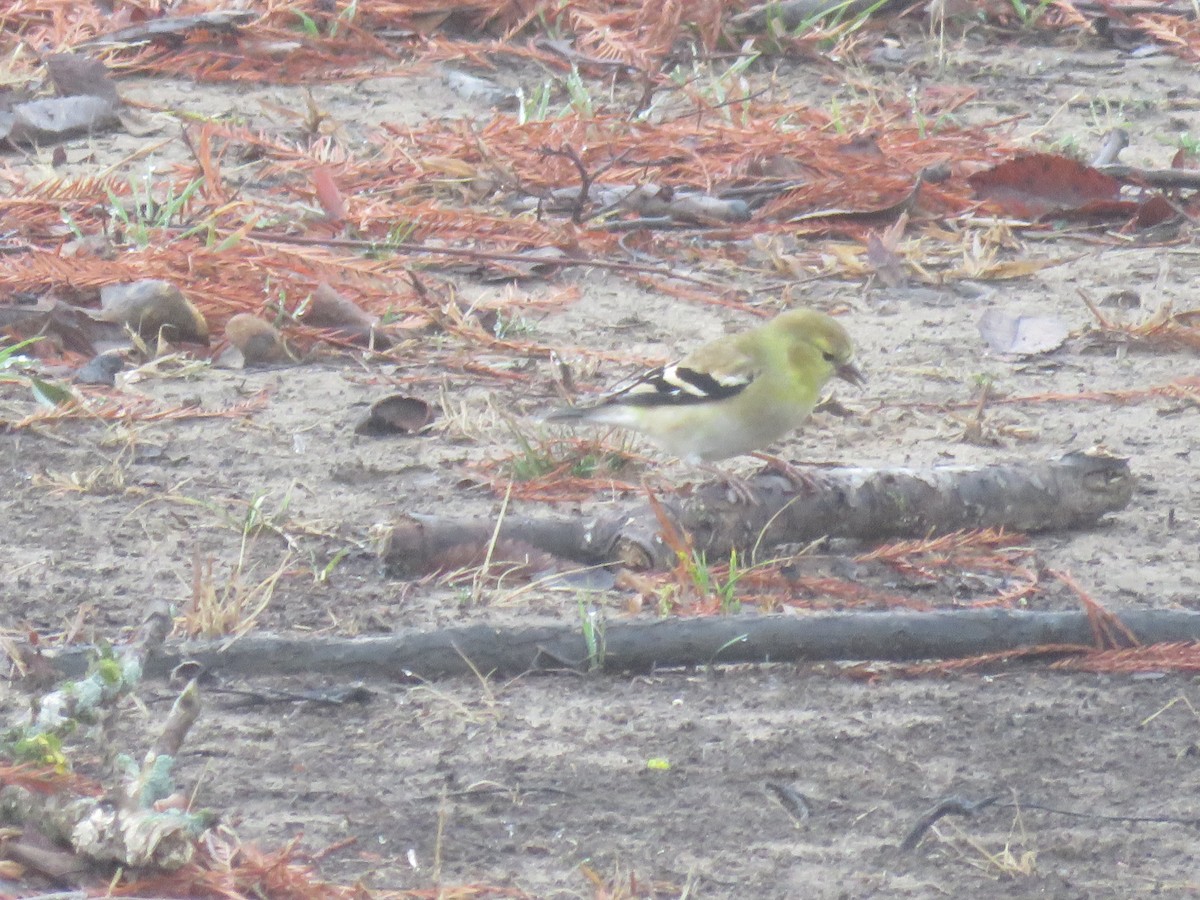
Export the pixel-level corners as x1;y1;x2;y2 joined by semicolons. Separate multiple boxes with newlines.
776;309;864;387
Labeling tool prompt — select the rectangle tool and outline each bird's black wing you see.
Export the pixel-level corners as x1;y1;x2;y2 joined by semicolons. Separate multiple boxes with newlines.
606;362;754;407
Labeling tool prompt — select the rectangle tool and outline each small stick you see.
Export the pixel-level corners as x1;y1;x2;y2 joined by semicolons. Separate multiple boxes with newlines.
766;782;812;823
899;794;1002;852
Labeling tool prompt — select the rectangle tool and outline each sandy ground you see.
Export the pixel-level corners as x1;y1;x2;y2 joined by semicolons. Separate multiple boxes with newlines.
3;18;1200;900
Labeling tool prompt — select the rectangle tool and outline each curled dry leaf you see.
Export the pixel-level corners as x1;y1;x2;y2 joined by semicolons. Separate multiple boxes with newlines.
224;314;290;366
354;395;436;436
1171;146;1200;169
978;308;1069;356
1;96;120;146
302;283;390;348
0;53;122;146
44;53;120;103
1129;194;1178;230
0;300;115;356
97;280;209;343
866;232;906;287
866;210;909;287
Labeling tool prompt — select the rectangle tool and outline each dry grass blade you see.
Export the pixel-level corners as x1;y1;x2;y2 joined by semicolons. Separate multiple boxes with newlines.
183;549;293;640
1081;290;1200;352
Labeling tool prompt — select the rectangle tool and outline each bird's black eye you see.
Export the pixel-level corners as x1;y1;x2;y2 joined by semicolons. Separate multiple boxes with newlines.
821;350;836;362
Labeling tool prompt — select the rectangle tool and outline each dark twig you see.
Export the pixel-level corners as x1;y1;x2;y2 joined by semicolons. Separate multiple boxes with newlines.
239;231;734;290
766;782;812;823
900;793;1200;853
540;144;593;225
414;784;576;803
539;145;634;225
1011;801;1200;827
900;795;1002;852
1097;164;1200;190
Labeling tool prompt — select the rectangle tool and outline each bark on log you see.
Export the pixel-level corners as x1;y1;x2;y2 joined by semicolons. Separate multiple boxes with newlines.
43;609;1200;682
379;450;1133;575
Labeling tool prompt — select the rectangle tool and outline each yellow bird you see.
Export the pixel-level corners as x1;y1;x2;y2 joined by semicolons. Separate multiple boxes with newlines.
547;308;862;464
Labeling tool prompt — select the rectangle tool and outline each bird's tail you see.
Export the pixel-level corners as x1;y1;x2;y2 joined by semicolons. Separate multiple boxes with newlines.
543;406;590;423
544;403;637;428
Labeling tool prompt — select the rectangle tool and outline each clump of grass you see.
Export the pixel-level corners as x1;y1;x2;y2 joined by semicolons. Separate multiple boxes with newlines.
1006;0;1055;28
578;596;606;671
181;493;297;638
504;427;636;483
106;170;205;247
184;549;290;639
34;459;129;496
681;548;747;615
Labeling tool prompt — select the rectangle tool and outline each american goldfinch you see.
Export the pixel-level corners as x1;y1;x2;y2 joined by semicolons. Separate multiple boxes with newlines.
546;308;862;463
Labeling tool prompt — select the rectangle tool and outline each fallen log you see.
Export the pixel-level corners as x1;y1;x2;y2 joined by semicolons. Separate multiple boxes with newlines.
43;608;1200;682
379;450;1133;575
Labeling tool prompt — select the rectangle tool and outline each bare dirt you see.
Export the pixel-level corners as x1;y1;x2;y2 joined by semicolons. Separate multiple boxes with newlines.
3;15;1200;900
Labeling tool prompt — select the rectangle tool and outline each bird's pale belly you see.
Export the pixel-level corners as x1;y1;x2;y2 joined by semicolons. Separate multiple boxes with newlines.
646;395;813;462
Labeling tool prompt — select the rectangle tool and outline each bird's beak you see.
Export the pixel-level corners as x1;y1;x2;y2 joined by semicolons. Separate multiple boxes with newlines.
836;361;865;387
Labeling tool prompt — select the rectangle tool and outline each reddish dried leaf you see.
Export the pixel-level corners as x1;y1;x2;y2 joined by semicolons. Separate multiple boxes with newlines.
301;283;390;348
968;153;1122;219
1171;146;1200;169
311;165;346;224
1129;193;1178;229
1058;198;1140;224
